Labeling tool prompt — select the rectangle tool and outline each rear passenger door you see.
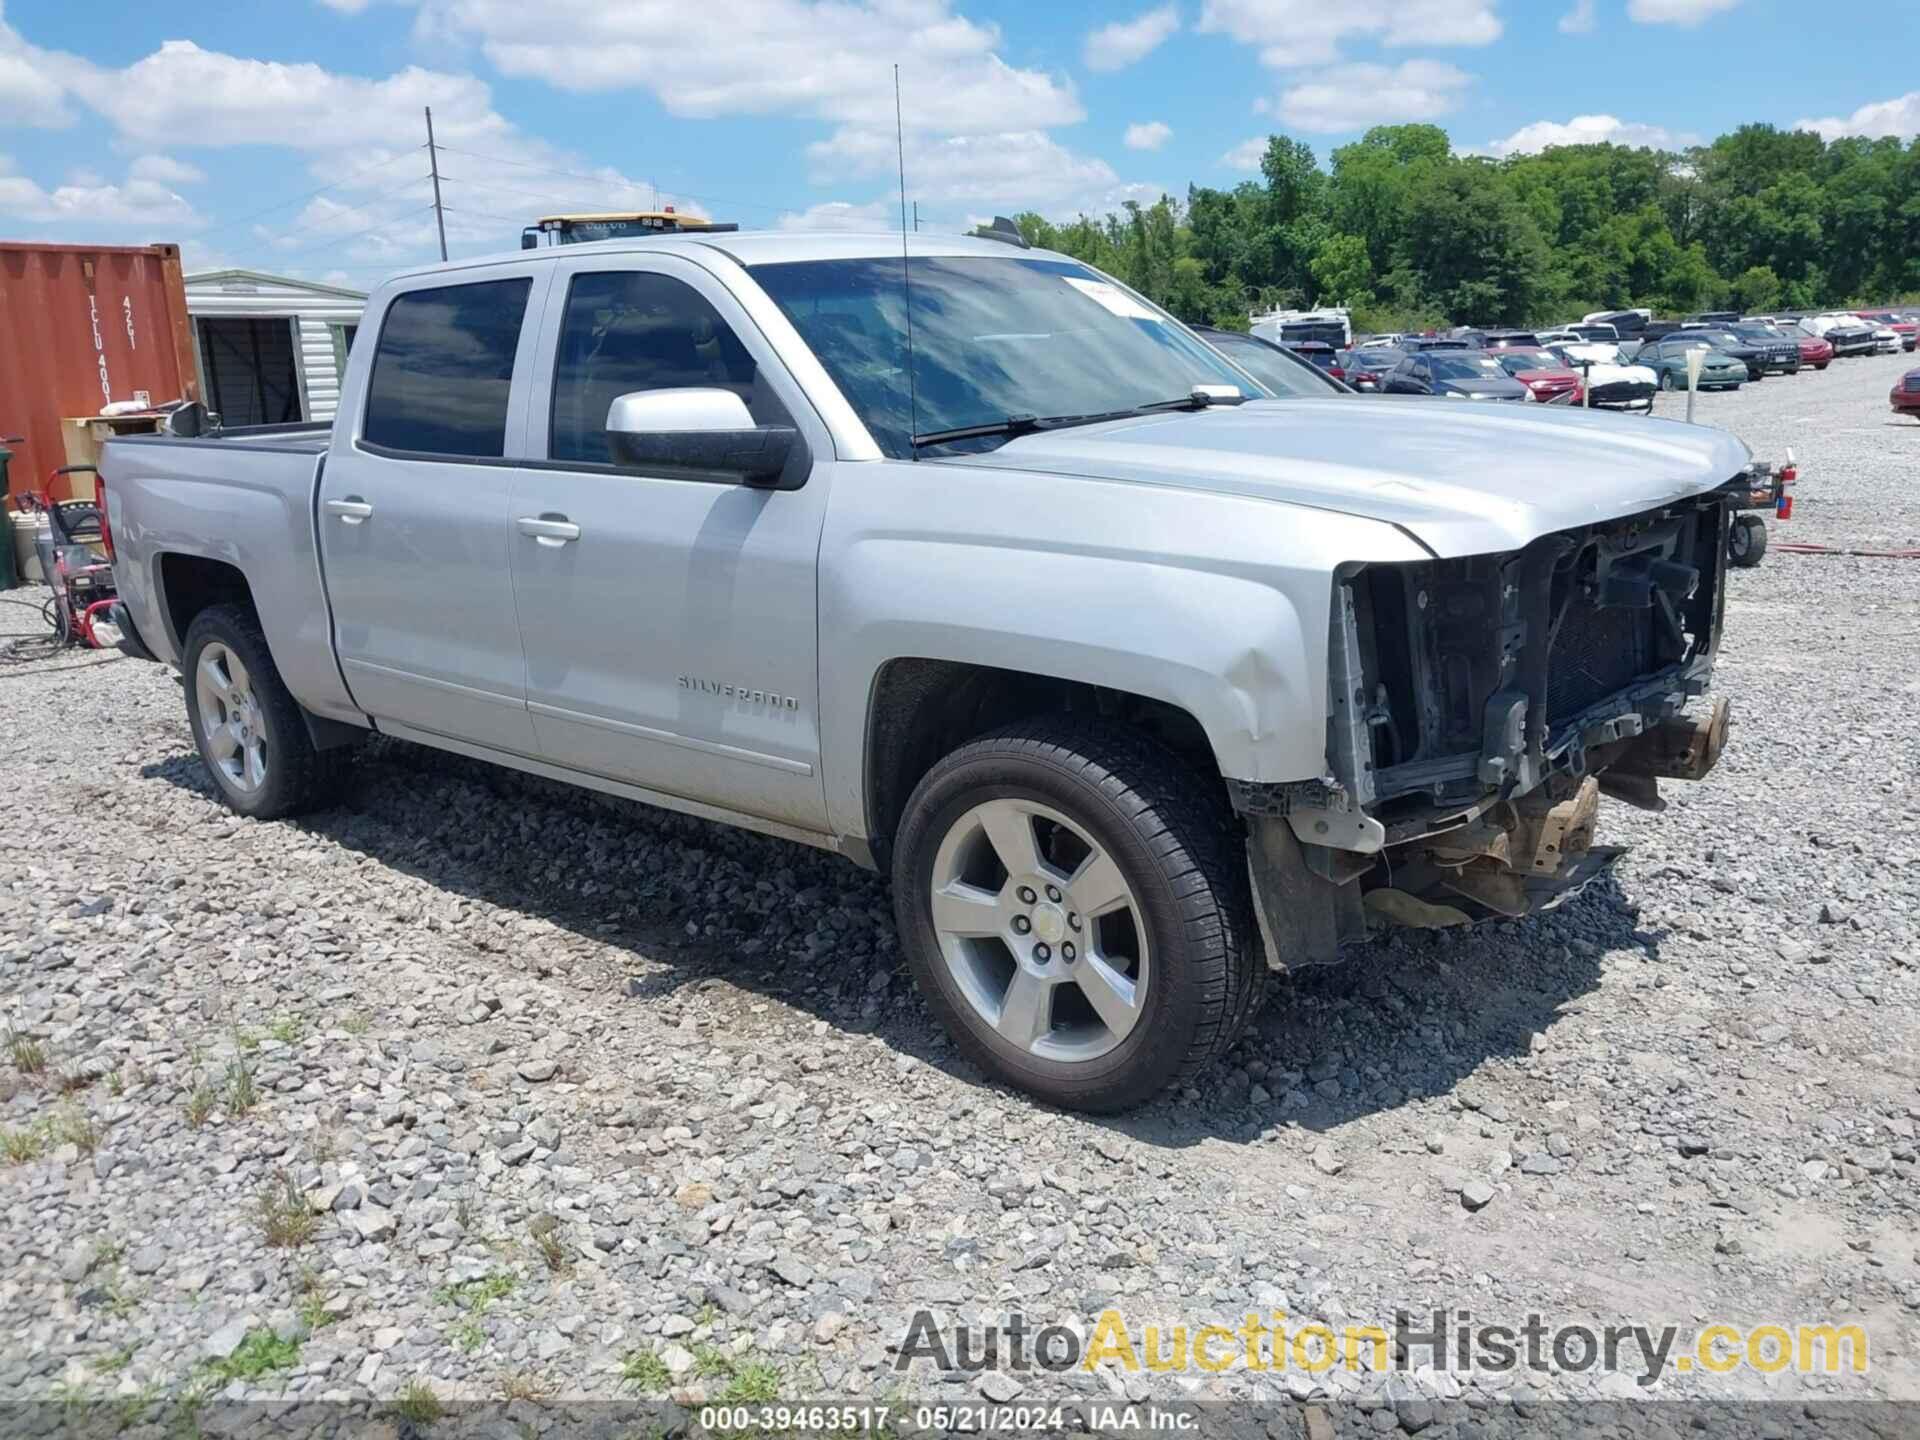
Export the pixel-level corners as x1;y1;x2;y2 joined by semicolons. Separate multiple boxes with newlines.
507;253;833;832
320;270;549;755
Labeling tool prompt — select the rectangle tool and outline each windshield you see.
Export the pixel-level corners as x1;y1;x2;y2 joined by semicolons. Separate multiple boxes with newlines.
749;255;1257;456
1430;353;1510;382
1202;332;1341;397
1494;351;1554;375
1686;329;1741;346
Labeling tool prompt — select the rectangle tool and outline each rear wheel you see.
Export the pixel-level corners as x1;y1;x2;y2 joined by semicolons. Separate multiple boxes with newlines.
183;604;350;819
1659;371;1675;391
1729;514;1768;569
892;718;1260;1113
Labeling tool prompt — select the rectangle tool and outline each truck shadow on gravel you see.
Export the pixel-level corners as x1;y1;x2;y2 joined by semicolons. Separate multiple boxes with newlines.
141;737;1642;1148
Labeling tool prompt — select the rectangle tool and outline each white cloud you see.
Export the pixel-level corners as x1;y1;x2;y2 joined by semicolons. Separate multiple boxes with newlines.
1559;0;1596;33
317;0;376;10
1124;120;1173;151
129;153;206;185
809;126;1152;216
0;2;79;125
776;199;898;231
1625;0;1739;23
1795;91;1920;142
1277;60;1472;133
1197;0;1499;68
1220;136;1269;170
1084;5;1180;72
0;156;204;231
1474;113;1694;158
415;0;1080;136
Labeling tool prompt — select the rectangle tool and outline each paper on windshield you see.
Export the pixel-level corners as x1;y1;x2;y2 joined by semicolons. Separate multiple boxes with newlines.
1062;276;1164;321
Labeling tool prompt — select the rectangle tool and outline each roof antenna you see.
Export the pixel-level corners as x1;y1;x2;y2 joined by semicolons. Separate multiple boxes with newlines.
894;63;920;462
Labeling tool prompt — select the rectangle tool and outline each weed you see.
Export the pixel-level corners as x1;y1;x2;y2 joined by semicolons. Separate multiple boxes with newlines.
200;1328;301;1383
619;1349;673;1393
53;1064;95;1095
257;1170;315;1248
96;1344;138;1375
308;1129;338;1164
95;1238;125;1267
49;1107;101;1154
715;1358;782;1405
5;1025;46;1076
267;1016;303;1045
497;1370;545;1402
106;1069;125;1098
233;1028;261;1055
184;1078;216;1129
436;1273;515;1314
341;1013;369;1036
295;1266;334;1331
1;1123;45;1164
449;1319;486;1353
453;1194;476;1232
224;1059;258;1115
390;1380;444;1426
697;1300;721;1328
527;1215;568;1273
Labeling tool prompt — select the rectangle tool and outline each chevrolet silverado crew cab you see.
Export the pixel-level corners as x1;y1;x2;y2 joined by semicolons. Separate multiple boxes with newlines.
102;232;1743;1113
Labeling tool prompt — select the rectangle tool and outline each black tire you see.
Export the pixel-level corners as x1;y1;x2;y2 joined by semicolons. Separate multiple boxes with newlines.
1659;371;1674;391
1729;514;1768;568
891;717;1262;1113
182;604;350;819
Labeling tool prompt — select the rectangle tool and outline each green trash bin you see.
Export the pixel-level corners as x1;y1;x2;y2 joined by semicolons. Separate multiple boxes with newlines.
0;445;16;591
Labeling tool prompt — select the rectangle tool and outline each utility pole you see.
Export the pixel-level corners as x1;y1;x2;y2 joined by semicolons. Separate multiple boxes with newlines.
912;201;920;232
425;106;448;262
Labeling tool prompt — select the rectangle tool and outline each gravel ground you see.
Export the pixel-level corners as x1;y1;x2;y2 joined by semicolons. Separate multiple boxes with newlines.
2;350;1916;1432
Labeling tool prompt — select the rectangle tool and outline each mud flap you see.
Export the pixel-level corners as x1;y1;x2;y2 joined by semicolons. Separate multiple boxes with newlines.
1246;817;1366;970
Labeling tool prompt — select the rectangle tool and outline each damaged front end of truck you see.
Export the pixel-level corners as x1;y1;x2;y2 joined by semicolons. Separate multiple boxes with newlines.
1240;484;1737;968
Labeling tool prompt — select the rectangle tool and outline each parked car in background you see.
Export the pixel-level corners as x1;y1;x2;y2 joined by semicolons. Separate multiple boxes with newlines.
1893;366;1920;420
1490;346;1584;404
99;228;1750;1112
1797;314;1878;356
1583;308;1650;337
1868;323;1904;355
1536;328;1583;346
1568;323;1622;343
1788;329;1834;370
1723;323;1803;376
1484;331;1543;350
1382;349;1530;401
1547;345;1657;413
1339;347;1404;391
1286;340;1346;381
1637;334;1750;391
1686;311;1741;327
1193;326;1351;397
1405;336;1472;352
1856;310;1919;350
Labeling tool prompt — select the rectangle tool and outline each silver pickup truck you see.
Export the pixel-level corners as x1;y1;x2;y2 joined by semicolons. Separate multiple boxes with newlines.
102;231;1743;1112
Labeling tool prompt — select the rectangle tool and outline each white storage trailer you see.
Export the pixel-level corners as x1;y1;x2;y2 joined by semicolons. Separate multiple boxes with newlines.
183;270;367;426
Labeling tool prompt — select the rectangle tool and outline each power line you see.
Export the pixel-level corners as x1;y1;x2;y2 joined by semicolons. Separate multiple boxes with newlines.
433;143;796;217
247;204;439;263
241;171;430;248
222;145;429;232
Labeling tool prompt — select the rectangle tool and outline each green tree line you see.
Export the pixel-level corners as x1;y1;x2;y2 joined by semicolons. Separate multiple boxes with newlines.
1006;122;1920;332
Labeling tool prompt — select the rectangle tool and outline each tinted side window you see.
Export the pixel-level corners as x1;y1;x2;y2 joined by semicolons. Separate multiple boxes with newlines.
363;279;532;458
550;271;768;465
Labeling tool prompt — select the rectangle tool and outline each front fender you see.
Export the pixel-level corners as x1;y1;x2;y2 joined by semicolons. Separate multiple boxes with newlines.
816;460;1429;840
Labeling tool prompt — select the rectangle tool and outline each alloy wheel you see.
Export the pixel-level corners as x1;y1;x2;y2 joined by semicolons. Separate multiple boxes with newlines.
196;641;269;794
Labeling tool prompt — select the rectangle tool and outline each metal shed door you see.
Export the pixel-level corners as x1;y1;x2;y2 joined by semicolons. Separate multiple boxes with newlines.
196;317;302;426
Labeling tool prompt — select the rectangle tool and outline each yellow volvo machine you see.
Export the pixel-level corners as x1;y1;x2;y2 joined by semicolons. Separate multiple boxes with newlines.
520;208;739;248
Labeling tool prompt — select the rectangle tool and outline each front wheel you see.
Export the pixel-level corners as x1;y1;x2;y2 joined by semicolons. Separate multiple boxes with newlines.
892;718;1261;1113
1729;514;1768;568
1659;371;1675;391
183;604;350;819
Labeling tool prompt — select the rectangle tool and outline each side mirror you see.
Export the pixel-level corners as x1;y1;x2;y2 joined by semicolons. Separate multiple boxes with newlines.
159;400;216;438
605;389;802;488
520;228;540;251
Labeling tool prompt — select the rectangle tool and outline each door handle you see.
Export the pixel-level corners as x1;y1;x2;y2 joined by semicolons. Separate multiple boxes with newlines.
325;497;374;524
516;515;581;547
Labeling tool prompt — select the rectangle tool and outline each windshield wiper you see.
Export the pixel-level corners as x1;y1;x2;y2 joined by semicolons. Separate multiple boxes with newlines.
912;388;1248;451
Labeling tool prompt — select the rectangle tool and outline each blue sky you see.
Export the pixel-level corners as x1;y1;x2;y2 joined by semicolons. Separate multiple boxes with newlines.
3;0;1916;287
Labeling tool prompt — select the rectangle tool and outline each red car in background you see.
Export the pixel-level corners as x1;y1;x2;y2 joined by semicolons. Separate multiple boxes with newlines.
1858;311;1920;351
1287;341;1346;382
1791;329;1834;370
1490;346;1585;404
1893;367;1920;420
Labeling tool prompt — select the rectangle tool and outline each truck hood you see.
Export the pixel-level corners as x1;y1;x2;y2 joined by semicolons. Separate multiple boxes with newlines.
938;397;1749;557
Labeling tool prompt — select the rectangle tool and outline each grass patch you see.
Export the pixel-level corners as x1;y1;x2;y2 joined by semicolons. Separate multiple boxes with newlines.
497;1370;545;1402
449;1320;486;1354
341;1013;370;1036
296;1265;335;1332
233;1027;261;1055
390;1380;444;1426
5;1026;46;1076
185;1077;216;1129
257;1170;315;1248
201;1328;301;1384
1;1123;45;1165
96;1344;138;1375
435;1273;515;1314
267;1016;304;1045
49;1107;100;1154
527;1215;568;1273
224;1059;258;1116
619;1349;673;1393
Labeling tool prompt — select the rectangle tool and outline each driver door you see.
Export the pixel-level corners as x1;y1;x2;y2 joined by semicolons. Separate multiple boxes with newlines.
507;253;834;832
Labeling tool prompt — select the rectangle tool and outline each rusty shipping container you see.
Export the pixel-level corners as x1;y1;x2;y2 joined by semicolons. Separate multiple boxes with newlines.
0;241;198;499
